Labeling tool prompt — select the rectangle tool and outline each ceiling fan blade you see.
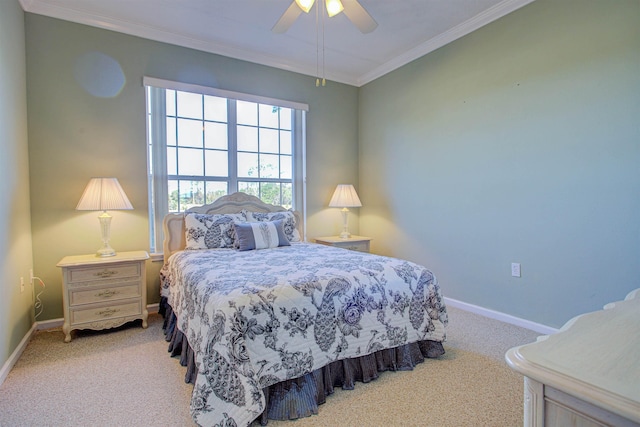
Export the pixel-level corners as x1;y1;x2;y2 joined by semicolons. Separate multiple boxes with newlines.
341;0;378;33
272;1;304;34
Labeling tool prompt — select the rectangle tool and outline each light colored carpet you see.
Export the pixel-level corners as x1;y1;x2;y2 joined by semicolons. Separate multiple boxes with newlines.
0;306;540;426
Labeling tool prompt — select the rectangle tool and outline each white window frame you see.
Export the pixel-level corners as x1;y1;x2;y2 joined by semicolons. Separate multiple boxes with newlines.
144;77;308;254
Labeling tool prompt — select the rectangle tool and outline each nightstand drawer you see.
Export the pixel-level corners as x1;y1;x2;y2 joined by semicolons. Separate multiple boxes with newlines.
335;241;369;252
69;282;141;306
67;263;142;284
315;236;372;253
70;299;142;325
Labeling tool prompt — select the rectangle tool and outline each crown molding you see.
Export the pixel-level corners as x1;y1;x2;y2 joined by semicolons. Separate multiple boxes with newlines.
356;0;536;86
21;0;535;88
19;0;358;86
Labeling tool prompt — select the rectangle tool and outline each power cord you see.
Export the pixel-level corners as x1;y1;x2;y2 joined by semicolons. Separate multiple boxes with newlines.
31;274;46;320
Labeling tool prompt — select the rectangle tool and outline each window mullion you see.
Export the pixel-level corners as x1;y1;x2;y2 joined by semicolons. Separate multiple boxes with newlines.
228;99;238;193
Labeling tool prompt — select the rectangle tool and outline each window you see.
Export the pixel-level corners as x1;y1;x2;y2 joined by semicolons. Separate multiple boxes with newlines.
144;77;307;253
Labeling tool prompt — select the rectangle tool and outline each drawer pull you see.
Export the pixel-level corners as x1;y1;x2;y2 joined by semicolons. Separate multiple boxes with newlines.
94;270;117;278
96;289;119;298
96;308;120;317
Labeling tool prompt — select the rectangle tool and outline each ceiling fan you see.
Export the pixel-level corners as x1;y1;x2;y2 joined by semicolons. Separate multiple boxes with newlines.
272;0;378;34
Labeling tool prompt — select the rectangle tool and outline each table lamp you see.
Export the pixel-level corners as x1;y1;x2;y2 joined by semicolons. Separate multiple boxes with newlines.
329;184;362;239
76;177;133;257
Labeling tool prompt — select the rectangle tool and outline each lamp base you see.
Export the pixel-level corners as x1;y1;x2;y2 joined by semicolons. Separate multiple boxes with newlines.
97;211;117;257
96;246;116;257
339;208;351;239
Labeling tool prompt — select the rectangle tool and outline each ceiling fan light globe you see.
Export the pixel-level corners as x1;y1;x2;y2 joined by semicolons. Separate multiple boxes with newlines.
295;0;315;13
326;0;344;17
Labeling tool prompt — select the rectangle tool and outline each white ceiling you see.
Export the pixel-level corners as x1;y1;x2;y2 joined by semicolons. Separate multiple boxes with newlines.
20;0;534;87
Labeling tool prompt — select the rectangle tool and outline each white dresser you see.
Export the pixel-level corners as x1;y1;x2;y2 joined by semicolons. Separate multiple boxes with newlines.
505;289;640;427
57;251;149;342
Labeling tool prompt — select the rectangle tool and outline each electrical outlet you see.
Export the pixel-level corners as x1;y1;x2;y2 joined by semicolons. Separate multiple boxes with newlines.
511;263;521;278
30;269;34;284
20;277;25;293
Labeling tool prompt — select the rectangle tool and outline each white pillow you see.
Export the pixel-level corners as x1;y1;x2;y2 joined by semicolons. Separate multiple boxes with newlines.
184;212;247;249
243;210;301;242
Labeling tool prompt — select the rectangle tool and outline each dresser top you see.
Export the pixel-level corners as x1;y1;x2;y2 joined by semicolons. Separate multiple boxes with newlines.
57;250;149;267
506;289;640;422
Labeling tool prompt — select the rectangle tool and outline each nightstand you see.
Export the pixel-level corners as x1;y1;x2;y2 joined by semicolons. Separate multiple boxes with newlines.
57;250;149;342
314;235;372;253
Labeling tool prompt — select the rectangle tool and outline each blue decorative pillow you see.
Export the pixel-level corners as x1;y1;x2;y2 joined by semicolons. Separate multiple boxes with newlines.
233;220;291;251
184;212;247;249
242;210;301;242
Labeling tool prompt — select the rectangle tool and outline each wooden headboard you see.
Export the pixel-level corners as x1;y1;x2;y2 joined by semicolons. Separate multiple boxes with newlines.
162;192;304;264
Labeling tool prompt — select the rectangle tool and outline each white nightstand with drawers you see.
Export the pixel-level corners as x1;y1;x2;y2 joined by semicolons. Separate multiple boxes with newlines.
57;250;149;342
314;235;372;253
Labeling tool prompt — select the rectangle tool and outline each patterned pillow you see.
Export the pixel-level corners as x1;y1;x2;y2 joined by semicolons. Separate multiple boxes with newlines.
233;220;291;251
184;212;247;249
243;210;301;242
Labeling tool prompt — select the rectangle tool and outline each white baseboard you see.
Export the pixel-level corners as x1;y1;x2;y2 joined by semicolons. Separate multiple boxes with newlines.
1;303;163;388
36;317;63;330
444;297;558;335
0;322;37;386
147;302;159;314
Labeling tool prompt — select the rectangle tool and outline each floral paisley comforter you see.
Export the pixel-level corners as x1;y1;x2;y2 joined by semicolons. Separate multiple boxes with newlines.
162;242;448;427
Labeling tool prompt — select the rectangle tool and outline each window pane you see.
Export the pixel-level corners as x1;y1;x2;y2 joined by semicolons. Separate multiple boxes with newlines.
282;183;292;208
166;90;176;116
259;104;279;128
280;130;291;154
177;91;202;119
238;152;259;177
204;95;227;122
237;125;258;152
280;108;292;130
205;150;228;177
260;128;279;153
178;147;203;176
167;146;177;175
260;182;280;206
204;122;227;149
280;155;292;179
260;154;279;178
177;119;203;148
166;117;177;146
179;180;204;210
237;100;257;125
205;182;228;204
238;181;259;198
168;180;179;212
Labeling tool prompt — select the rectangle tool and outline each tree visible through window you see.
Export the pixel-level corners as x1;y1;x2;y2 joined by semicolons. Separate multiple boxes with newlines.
145;78;307;253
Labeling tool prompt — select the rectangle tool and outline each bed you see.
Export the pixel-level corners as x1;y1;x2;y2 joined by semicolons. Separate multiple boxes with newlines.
160;192;448;426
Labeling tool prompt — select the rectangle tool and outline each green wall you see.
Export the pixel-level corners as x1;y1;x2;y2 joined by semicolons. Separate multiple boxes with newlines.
359;0;640;328
5;0;639;372
25;14;359;321
0;1;34;369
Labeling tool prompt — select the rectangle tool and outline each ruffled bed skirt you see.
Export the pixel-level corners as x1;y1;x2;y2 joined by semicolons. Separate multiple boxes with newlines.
160;297;445;425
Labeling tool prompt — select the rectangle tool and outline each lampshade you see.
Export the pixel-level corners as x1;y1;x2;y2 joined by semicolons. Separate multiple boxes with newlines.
76;177;133;257
76;177;133;211
294;0;344;16
295;0;315;13
329;184;362;208
325;0;344;17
